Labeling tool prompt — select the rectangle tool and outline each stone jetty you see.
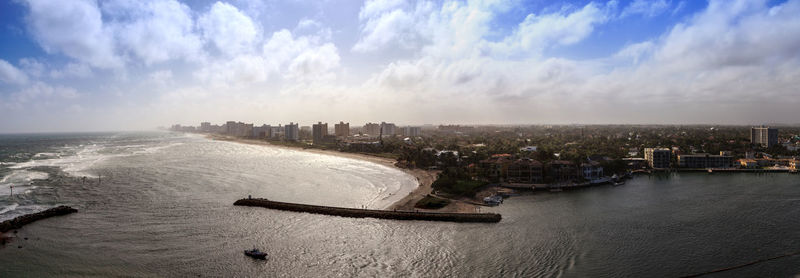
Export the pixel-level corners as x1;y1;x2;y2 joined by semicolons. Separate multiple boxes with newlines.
234;198;501;223
0;206;78;233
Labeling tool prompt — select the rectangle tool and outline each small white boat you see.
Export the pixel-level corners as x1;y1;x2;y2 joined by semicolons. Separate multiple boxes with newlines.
483;195;503;206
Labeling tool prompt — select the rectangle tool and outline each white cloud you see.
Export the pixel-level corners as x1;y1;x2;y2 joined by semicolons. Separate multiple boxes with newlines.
655;0;800;71
614;41;655;64
621;0;671;18
23;0;121;68
50;63;93;79
672;1;687;15
6;0;800;130
0;59;29;85
263;29;341;81
286;43;340;81
18;58;45;78
109;0;204;65
359;0;408;20
148;70;174;87
194;54;270;88
353;1;607;59
198;2;260;56
578;0;800;107
357;0;800;124
7;82;78;106
296;18;321;30
490;2;610;57
418;1;496;58
189;21;342;88
352;8;417;52
263;29;305;66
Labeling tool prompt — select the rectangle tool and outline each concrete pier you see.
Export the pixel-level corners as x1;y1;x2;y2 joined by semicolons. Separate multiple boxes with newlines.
0;206;78;233
234;198;502;223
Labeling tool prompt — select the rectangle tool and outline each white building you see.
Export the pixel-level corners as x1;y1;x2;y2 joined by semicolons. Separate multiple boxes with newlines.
751;126;778;148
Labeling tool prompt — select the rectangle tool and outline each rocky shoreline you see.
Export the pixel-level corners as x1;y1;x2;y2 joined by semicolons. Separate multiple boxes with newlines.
0;206;78;234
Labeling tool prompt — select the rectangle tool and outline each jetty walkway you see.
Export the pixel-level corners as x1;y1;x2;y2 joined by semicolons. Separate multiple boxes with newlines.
234;198;501;223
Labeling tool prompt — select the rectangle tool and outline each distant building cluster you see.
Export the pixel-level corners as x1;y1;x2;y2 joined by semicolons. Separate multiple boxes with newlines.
169;120;425;146
170;122;799;177
629;126;796;170
165;122;800;205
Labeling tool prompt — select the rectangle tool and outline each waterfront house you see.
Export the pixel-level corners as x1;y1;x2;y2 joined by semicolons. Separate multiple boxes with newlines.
479;154;512;182
506;158;543;184
580;161;604;180
547;160;577;182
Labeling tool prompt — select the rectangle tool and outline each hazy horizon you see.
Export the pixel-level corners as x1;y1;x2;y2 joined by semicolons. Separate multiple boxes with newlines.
3;122;800;135
2;0;800;133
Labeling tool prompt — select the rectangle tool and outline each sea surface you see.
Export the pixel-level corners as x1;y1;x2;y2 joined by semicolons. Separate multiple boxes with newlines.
1;132;799;277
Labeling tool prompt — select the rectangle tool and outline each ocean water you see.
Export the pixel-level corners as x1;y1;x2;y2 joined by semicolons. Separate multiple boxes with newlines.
1;132;799;277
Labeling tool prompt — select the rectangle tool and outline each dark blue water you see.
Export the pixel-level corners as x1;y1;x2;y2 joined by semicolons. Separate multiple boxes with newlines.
1;132;799;277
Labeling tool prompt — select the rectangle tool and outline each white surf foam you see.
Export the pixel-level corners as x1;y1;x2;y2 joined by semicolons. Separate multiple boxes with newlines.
0;204;50;222
132;142;184;155
9;143;111;178
8;139;183;179
0;169;50;195
0;203;19;215
33;152;62;159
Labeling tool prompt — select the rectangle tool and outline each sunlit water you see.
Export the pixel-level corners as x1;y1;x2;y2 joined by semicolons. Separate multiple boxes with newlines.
1;132;799;277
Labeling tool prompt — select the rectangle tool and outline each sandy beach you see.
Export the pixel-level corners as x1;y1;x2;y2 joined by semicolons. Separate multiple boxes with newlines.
205;135;478;212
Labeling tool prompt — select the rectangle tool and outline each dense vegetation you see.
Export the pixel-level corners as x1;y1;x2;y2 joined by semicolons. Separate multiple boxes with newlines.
431;174;488;197
414;195;451;209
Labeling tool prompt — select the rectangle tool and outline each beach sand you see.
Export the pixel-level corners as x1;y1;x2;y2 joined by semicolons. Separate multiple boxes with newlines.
205;135;479;213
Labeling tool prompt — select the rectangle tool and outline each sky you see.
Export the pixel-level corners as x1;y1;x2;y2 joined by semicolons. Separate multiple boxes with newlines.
0;0;799;132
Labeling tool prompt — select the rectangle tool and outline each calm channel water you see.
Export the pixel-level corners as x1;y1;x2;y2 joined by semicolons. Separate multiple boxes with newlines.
1;132;798;277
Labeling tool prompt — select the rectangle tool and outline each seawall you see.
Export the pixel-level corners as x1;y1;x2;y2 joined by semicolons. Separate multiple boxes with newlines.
0;206;78;233
234;198;502;223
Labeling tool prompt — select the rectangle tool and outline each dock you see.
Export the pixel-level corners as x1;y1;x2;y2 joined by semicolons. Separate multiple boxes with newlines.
234;198;502;223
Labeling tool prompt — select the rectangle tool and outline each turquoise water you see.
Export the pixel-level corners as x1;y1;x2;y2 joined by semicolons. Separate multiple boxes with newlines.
1;132;798;277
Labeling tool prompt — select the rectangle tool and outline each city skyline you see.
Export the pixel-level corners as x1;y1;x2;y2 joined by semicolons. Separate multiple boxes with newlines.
1;0;800;133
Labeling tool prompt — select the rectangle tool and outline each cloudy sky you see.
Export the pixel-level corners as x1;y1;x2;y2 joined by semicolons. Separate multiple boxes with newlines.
0;0;798;132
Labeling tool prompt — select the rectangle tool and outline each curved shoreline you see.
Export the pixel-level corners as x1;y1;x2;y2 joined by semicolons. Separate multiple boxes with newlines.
203;135;473;212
